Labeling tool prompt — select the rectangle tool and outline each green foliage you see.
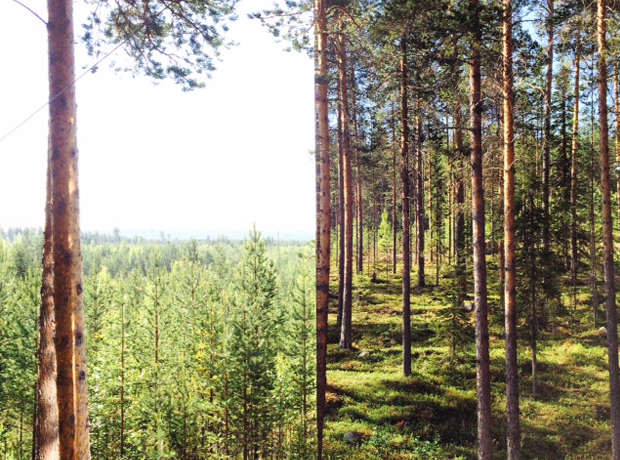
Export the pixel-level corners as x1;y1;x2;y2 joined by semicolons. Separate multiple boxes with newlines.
0;230;315;459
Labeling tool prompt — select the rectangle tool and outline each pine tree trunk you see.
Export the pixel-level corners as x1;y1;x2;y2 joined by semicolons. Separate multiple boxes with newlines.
503;2;521;457
339;27;354;350
615;66;620;239
542;0;554;254
48;0;91;456
570;27;581;310
337;75;345;331
400;37;412;377
416;105;426;287
393;101;399;275
454;103;466;304
34;162;59;460
471;0;493;457
596;1;620;456
314;0;331;456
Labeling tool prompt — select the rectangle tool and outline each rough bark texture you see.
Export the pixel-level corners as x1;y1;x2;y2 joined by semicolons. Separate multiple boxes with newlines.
615;66;620;239
339;28;354;350
596;1;620;457
503;2;520;457
400;38;412;377
314;0;331;456
34;162;59;460
48;0;91;457
470;1;493;457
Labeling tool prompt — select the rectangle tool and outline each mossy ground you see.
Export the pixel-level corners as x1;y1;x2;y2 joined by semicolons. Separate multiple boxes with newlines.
323;261;612;459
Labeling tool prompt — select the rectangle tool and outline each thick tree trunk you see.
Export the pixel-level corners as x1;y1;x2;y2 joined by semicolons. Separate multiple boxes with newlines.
314;0;331;456
470;1;493;457
48;0;91;457
338;28;354;350
34;162;59;460
570;29;581;310
542;0;554;254
596;1;620;456
503;2;521;457
416;105;426;287
401;37;412;377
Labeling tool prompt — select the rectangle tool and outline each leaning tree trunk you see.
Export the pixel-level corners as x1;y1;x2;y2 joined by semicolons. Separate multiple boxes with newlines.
400;37;412;377
338;26;354;350
34;161;59;460
48;0;91;457
470;0;493;457
314;0;331;456
503;1;521;457
596;1;620;457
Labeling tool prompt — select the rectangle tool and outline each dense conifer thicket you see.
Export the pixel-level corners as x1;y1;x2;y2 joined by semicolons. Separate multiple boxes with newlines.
0;229;316;459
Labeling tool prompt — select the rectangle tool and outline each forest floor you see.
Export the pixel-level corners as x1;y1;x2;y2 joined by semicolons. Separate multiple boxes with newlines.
323;260;612;459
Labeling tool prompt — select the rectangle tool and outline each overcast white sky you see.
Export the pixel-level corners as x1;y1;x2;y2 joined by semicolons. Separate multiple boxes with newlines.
0;0;315;238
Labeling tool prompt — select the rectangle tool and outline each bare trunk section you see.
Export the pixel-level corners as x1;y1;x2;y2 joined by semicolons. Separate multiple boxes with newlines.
314;0;331;456
570;28;581;310
542;0;554;254
34;162;59;460
393;101;398;275
48;0;91;456
596;1;620;456
615;66;620;239
454;103;466;304
416;104;426;287
400;37;412;377
338;28;354;350
470;1;493;456
503;2;521;457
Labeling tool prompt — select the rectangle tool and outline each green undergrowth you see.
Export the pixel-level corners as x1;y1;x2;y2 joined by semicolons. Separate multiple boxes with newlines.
323;263;612;459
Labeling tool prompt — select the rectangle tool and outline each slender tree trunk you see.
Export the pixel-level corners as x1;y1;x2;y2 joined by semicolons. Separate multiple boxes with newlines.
471;1;493;457
454;103;466;304
48;0;91;456
416;105;426;287
314;0;331;455
339;27;354;350
570;27;581;310
401;37;412;377
596;1;620;456
34;162;59;460
615;66;620;239
542;0;554;254
503;2;521;457
337;75;345;331
393;101;399;275
351;71;364;276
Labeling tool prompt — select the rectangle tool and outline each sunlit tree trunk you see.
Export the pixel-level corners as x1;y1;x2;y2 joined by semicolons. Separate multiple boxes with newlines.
338;26;354;350
471;0;492;457
503;1;520;457
400;37;412;377
34;161;59;460
596;1;620;456
314;0;331;456
48;0;91;456
393;101;398;275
